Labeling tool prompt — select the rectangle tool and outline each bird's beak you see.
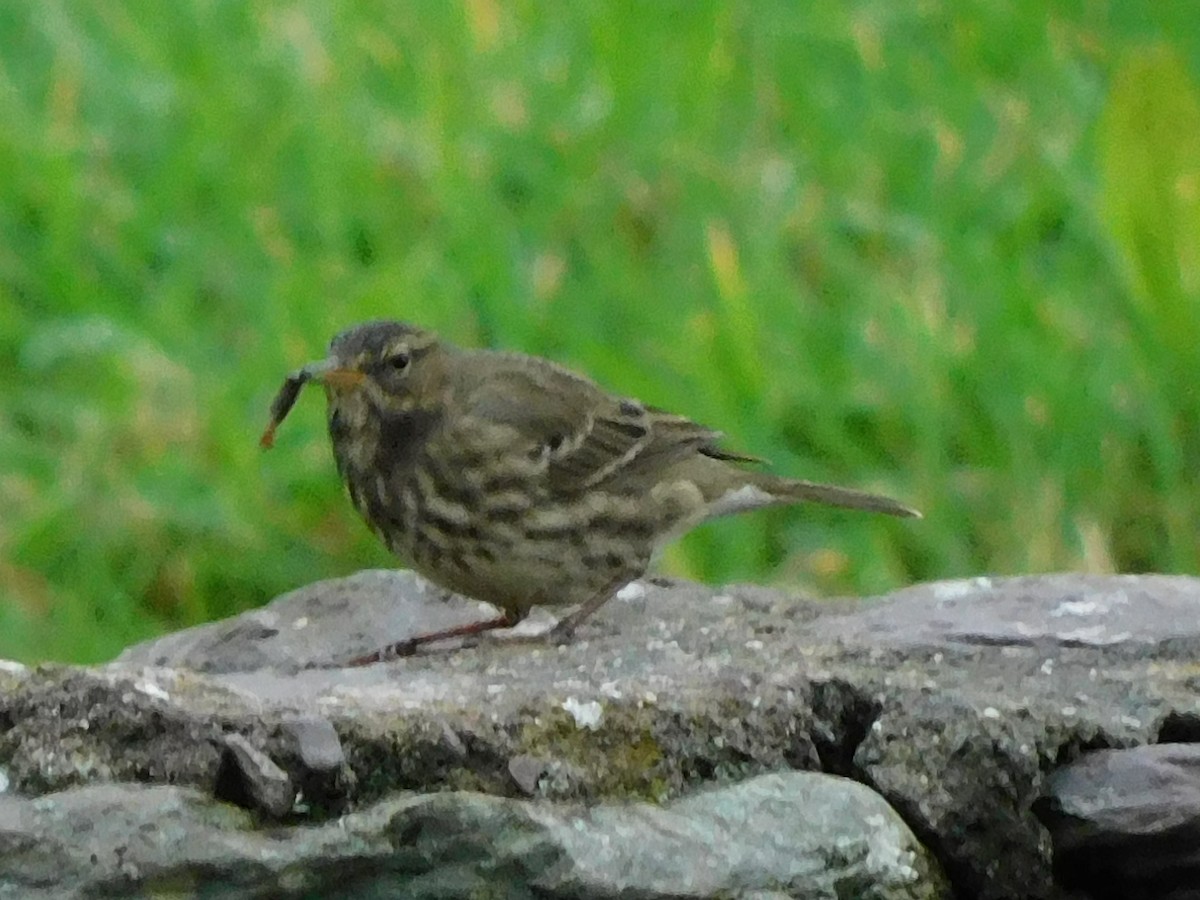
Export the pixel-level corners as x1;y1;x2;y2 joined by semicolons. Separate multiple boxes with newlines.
299;359;366;391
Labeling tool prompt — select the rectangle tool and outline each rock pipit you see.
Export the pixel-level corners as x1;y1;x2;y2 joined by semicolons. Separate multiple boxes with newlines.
262;321;919;663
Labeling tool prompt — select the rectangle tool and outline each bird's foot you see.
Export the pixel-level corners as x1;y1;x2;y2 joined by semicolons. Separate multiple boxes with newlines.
340;612;517;667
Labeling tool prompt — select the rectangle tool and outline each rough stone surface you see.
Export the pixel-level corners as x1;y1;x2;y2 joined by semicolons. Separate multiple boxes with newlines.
1035;742;1200;900
280;714;346;772
3;570;1200;898
508;753;550;796
275;713;352;814
215;732;295;817
115;569;506;673
0;774;943;899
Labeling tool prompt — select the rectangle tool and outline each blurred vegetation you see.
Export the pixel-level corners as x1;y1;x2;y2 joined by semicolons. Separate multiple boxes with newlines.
2;1;1198;663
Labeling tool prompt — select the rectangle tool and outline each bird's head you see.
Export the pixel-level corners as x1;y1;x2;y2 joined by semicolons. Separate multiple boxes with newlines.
302;320;446;415
258;320;450;451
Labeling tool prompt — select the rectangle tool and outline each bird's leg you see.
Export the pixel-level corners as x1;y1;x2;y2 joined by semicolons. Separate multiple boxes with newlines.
342;577;630;664
548;577;629;644
343;610;521;666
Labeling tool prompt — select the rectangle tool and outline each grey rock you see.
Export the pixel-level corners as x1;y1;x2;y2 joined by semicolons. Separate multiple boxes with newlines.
277;715;353;816
0;774;944;899
508;753;548;795
280;715;345;773
536;772;944;898
5;570;1200;898
117;569;502;672
1035;742;1200;900
215;733;294;818
806;573;1200;652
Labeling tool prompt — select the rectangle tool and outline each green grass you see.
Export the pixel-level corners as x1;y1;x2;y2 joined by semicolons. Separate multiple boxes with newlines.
2;1;1198;663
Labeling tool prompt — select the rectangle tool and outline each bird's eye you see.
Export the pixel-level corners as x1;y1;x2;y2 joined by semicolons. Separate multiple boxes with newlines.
387;351;411;372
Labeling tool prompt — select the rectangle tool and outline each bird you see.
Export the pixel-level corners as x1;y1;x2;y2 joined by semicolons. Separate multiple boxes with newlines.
260;320;920;663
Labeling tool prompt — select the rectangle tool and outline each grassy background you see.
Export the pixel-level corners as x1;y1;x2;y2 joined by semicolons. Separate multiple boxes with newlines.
2;1;1198;663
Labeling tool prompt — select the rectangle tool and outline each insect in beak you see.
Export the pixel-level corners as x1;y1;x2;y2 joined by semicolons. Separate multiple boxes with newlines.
259;359;365;449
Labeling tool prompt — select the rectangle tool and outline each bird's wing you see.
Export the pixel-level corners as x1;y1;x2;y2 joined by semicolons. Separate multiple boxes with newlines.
454;353;745;493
